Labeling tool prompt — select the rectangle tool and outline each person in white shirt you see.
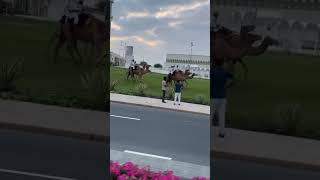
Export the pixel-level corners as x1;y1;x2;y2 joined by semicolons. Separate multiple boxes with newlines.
129;60;135;73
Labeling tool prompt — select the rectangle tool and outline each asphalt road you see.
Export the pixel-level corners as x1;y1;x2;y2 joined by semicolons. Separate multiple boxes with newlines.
110;102;210;166
0;129;108;180
213;158;320;180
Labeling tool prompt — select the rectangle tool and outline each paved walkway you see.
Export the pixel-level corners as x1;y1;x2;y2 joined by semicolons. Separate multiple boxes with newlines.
0;99;108;141
110;93;210;115
212;127;320;170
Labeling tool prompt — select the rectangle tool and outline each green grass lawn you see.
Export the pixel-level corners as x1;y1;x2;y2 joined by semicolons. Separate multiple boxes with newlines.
0;16;106;110
228;51;320;139
110;67;210;104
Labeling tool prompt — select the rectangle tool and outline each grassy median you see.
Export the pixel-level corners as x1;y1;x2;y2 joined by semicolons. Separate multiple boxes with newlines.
227;51;320;139
0;16;107;111
110;67;210;104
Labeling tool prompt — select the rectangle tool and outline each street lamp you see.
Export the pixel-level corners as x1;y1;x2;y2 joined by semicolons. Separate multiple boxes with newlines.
190;42;194;69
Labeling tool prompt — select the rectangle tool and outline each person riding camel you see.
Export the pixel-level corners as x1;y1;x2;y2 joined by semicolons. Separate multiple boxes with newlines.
63;0;84;40
172;65;178;76
212;12;233;38
129;59;135;74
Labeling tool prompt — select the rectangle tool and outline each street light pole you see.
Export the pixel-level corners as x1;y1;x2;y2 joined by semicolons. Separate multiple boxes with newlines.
190;42;194;66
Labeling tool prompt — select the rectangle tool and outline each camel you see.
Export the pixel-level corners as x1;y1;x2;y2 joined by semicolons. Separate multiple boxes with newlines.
50;13;107;65
212;29;278;77
127;64;151;80
167;70;196;85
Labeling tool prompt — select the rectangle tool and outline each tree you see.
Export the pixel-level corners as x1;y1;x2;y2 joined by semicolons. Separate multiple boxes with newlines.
153;63;163;68
140;61;148;66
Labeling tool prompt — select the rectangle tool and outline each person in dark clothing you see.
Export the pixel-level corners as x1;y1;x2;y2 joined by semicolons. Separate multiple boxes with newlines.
174;80;183;105
211;59;234;138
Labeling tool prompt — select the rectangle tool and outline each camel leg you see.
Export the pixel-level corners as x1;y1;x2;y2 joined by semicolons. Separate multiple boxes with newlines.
53;39;65;64
66;42;78;64
238;59;248;79
73;41;83;64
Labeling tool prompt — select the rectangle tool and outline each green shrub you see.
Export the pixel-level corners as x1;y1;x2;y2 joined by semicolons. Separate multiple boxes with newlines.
0;59;24;92
168;86;175;100
81;67;108;108
110;80;118;91
273;103;302;135
134;83;147;96
193;94;205;104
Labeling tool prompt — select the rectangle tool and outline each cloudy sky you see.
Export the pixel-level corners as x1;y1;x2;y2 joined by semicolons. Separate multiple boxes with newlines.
110;0;210;65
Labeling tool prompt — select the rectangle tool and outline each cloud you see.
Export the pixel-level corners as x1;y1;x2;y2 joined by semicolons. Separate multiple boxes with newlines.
168;21;184;28
145;27;158;37
119;0;209;20
155;0;209;19
111;22;121;31
111;35;164;47
120;11;151;19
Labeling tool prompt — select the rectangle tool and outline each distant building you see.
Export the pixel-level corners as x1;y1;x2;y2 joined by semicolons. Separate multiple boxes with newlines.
111;52;125;67
213;0;320;55
11;0;105;20
165;54;210;79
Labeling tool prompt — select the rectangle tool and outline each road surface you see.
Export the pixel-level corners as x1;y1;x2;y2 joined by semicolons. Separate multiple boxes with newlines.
213;157;320;180
110;102;210;166
0;129;107;180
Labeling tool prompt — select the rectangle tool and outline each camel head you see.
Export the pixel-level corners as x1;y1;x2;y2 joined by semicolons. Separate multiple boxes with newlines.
246;33;262;44
263;36;279;46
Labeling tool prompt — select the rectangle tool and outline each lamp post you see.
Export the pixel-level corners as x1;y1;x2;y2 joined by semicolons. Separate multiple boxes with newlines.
190;42;194;70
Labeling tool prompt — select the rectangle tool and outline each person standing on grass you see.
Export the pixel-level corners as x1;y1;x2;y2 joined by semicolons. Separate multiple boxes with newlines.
161;77;168;103
211;59;234;138
174;80;183;105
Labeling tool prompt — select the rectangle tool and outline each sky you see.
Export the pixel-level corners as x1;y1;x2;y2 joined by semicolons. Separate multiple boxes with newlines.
110;0;210;65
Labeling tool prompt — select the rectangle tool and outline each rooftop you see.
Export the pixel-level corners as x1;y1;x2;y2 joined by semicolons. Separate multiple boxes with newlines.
166;54;210;62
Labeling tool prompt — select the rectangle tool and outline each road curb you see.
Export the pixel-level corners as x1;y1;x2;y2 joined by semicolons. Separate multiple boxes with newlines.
212;150;320;172
0;122;109;143
111;100;210;116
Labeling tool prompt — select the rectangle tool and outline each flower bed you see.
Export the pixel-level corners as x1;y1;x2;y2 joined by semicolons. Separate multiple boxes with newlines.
110;161;209;180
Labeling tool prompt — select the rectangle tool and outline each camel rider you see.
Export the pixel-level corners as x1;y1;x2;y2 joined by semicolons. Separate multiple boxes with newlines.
212;12;220;32
129;60;135;73
64;0;84;39
212;12;233;37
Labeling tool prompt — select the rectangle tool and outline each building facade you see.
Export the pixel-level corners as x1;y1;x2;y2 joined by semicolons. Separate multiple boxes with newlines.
165;54;210;79
111;52;125;67
213;0;320;55
11;0;105;20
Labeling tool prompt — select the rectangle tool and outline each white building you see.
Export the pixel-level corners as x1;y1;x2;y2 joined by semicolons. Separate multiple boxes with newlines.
213;0;320;55
11;0;105;21
165;54;210;79
111;52;125;67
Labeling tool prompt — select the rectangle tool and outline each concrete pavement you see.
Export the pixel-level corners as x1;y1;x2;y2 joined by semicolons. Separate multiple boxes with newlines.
110;102;210;178
110;93;210;115
212;127;320;170
0;99;108;141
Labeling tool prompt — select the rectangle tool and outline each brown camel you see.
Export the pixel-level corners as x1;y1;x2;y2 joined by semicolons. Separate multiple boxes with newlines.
51;13;107;65
127;64;151;80
167;70;196;85
212;29;278;77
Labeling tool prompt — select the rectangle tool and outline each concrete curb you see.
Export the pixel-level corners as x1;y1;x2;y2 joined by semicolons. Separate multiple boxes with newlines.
0;122;109;142
212;150;320;172
111;100;210;116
